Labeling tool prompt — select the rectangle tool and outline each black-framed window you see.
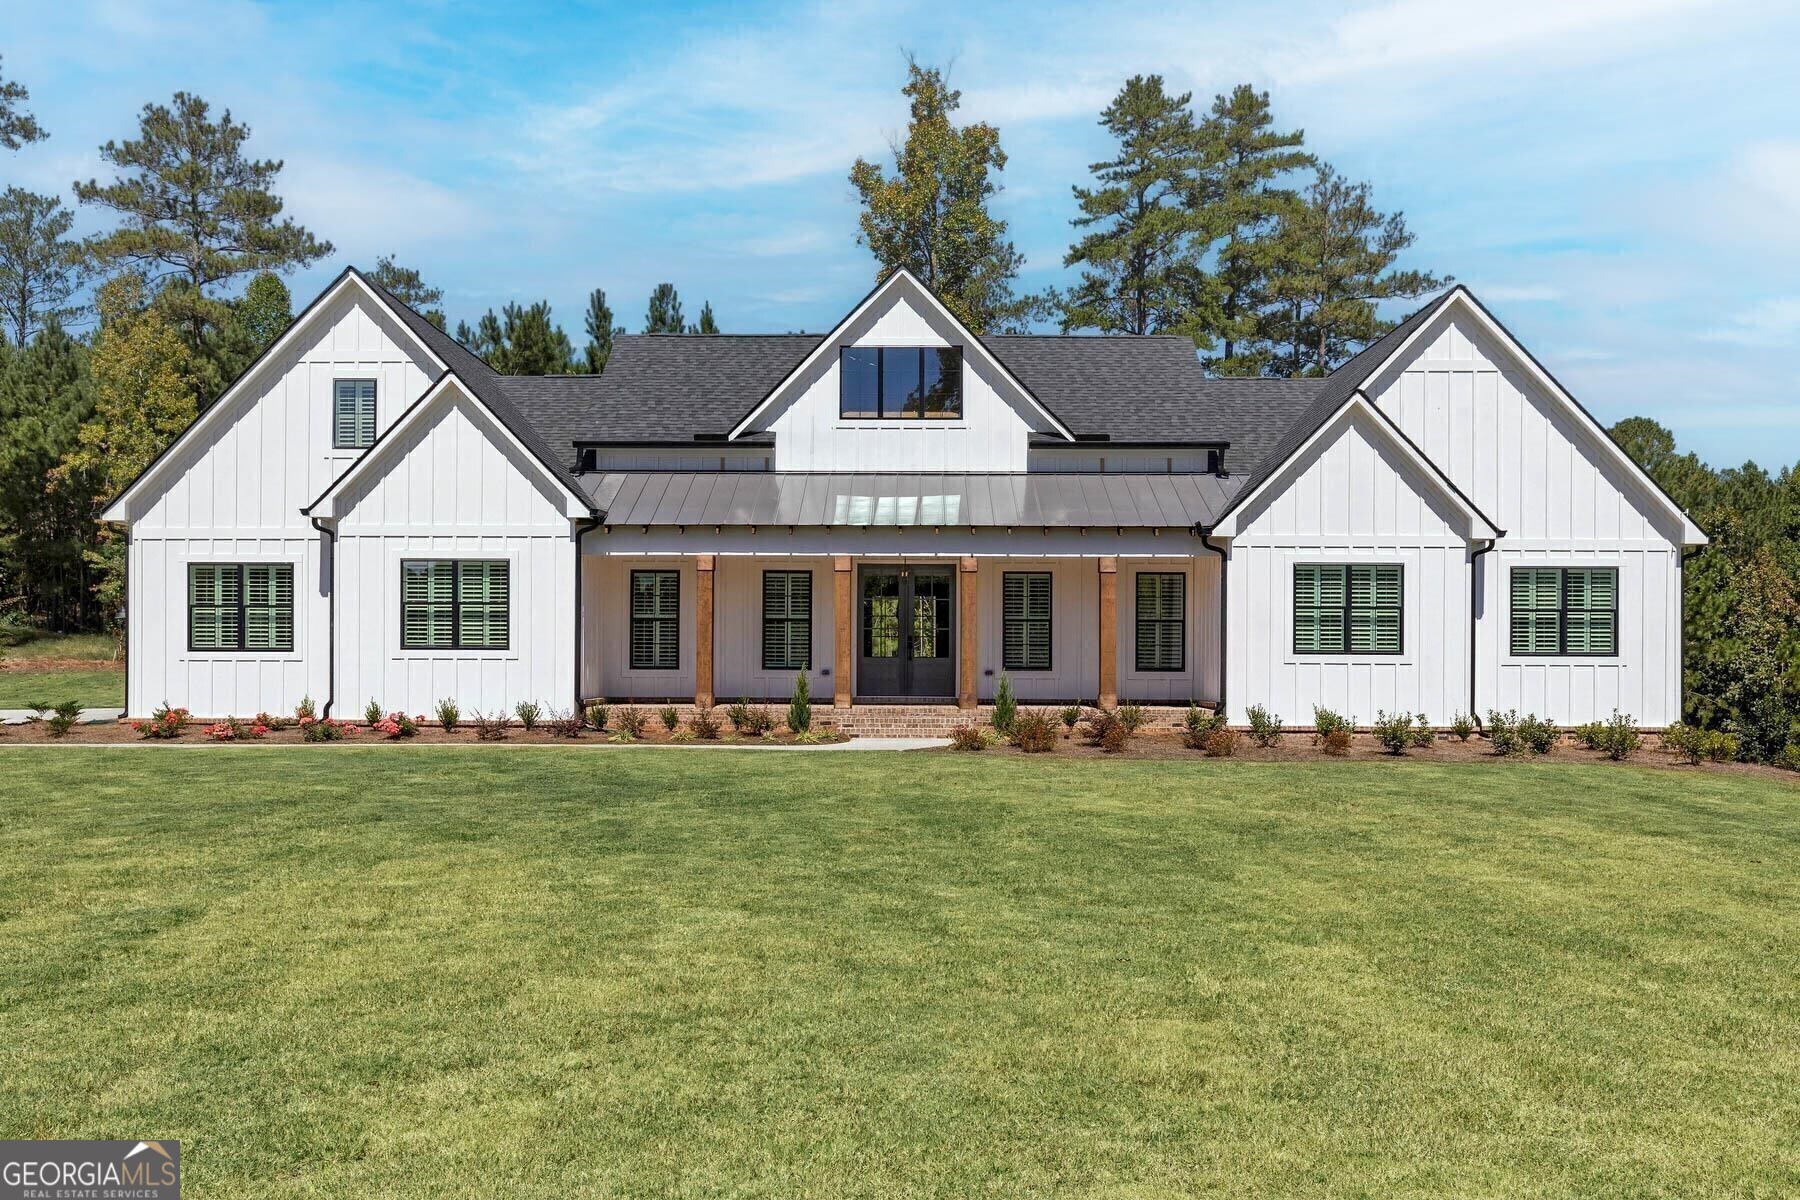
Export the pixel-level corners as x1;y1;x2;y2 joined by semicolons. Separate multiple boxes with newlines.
1293;564;1403;654
630;569;680;670
1002;572;1052;671
839;347;962;419
402;559;509;650
762;570;812;670
1135;572;1185;672
1510;567;1617;656
188;563;293;652
333;379;377;449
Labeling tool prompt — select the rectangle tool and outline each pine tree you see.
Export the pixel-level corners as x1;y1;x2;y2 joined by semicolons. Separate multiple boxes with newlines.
1194;85;1313;374
1265;165;1447;375
59;275;199;630
691;300;719;335
468;301;575;374
1060;75;1210;338
0;187;87;345
231;271;293;355
850;61;1034;332
0;319;96;630
74;92;332;355
582;288;622;372
644;283;684;334
367;254;445;330
0;56;47;150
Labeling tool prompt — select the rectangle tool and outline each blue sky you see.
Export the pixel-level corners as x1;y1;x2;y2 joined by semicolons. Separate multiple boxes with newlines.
9;0;1800;468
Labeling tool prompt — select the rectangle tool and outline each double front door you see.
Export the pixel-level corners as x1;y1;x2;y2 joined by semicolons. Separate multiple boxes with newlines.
857;565;955;699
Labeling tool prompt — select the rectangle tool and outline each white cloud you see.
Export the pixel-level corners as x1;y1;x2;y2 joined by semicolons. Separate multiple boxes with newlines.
280;157;490;252
1702;297;1800;346
1474;283;1561;303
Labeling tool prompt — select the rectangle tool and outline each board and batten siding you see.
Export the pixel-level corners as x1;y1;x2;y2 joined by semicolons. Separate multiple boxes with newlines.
124;290;438;716
756;290;1054;473
332;392;576;716
1224;406;1471;723
1368;307;1684;724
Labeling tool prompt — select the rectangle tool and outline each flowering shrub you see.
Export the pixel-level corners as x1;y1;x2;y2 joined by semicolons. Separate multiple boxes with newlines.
371;711;420;739
133;703;190;740
255;711;291;732
300;717;357;742
205;717;270;742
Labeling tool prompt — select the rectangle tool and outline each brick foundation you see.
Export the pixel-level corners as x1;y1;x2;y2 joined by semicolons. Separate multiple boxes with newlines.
584;699;1206;738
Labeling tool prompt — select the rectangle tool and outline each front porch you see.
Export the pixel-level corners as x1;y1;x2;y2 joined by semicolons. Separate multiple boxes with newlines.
579;550;1221;717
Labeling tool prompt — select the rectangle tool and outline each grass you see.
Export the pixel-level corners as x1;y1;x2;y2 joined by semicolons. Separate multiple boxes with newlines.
0;667;123;709
0;751;1794;1198
0;628;118;662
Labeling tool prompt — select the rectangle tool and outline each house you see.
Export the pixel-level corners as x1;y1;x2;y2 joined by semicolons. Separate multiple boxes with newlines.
100;266;1706;729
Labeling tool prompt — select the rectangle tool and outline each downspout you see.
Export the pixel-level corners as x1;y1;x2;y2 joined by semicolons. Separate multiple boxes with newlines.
573;510;604;711
1195;525;1228;716
1469;534;1501;728
309;516;337;719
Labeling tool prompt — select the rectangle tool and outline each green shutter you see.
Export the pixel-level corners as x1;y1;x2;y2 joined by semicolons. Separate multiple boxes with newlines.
1510;567;1616;656
631;570;679;670
1348;565;1402;653
456;561;509;649
1293;564;1347;653
1135;573;1185;671
1003;572;1052;671
188;564;241;650
335;379;376;448
762;570;812;670
403;560;454;648
1565;568;1616;654
242;564;294;651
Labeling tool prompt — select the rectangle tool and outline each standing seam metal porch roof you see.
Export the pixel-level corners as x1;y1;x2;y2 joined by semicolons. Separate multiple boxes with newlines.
585;472;1243;528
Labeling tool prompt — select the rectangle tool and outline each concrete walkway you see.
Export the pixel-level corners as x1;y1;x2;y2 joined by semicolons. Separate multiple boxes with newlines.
0;707;123;725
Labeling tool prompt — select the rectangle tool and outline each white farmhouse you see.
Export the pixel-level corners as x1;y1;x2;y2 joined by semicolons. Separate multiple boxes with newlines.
101;268;1705;728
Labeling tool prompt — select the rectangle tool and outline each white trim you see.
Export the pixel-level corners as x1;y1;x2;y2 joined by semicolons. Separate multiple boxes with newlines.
306;375;591;520
727;268;1075;442
385;545;522;662
1496;556;1628;668
101;272;445;522
174;551;307;664
1209;396;1501;541
1367;288;1707;547
1278;549;1422;668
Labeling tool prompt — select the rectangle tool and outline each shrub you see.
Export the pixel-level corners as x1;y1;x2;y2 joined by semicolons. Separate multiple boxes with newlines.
1081;707;1129;748
1448;713;1476;742
1321;728;1353;756
788;673;812;733
992;672;1017;734
1594;710;1641;761
949;724;988;751
1373;710;1416;755
792;730;828;744
658;705;680;732
584;701;609;731
1312;706;1353;744
255;711;290;732
301;718;356;742
372;711;419;739
726;698;751;731
1181;704;1225;750
514;701;543;731
1410;717;1436;749
363;697;384;726
615;705;648;738
607;729;636;744
1519;713;1558;755
1245;704;1283;748
46;700;83;739
1662;722;1739;765
1116;701;1146;733
471;709;510;741
1779;743;1800;772
670;729;695;742
1059;705;1081;731
1096;720;1132;753
690;707;721;740
1203;726;1240;757
548;708;586;738
133;703;190;740
740;705;776;736
25;700;50;720
1010;709;1058;753
1572;721;1605;750
435;698;460;732
295;695;316;722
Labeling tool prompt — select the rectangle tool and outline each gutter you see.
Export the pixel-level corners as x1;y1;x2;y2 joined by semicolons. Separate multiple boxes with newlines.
1194;525;1229;716
1469;534;1502;728
572;511;605;710
309;516;338;719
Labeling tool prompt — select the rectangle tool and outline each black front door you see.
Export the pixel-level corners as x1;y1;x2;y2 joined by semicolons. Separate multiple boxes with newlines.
857;565;955;699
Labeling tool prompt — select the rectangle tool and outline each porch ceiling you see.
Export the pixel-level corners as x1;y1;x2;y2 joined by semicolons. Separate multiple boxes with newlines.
583;471;1242;529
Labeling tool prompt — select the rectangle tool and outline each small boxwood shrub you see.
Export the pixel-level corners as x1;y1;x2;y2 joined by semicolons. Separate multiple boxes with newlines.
1181;704;1225;751
1595;710;1641;760
1448;713;1476;742
1662;722;1740;764
1059;705;1081;731
1373;710;1416;755
1245;704;1283;748
1311;706;1352;744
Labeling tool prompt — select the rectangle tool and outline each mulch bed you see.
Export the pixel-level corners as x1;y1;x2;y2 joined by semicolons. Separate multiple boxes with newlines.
934;728;1800;781
0;720;847;746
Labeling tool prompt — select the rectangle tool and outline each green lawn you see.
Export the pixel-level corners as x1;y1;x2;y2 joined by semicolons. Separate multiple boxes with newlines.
0;751;1794;1198
0;667;123;708
0;629;118;662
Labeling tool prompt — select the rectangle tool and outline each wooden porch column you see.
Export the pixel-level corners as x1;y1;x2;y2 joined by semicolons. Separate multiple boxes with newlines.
958;556;980;709
695;554;715;709
1097;556;1119;709
833;555;853;708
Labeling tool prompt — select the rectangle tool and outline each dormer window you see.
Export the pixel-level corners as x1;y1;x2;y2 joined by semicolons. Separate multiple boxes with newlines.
839;347;962;419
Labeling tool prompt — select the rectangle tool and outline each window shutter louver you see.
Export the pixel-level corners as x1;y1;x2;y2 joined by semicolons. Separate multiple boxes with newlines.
762;570;812;670
190;563;290;652
1294;563;1401;655
631;570;680;670
1135;573;1185;671
1002;572;1052;671
1510;566;1616;656
334;380;377;449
